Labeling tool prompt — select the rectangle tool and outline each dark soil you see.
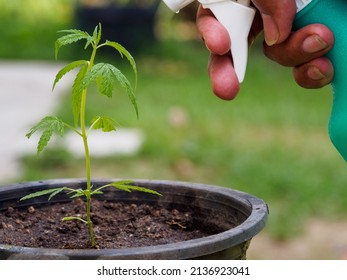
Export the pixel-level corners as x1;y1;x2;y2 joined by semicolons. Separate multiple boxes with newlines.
0;198;220;249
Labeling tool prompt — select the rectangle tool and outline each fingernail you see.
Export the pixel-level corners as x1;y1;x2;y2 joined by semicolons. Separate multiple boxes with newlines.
307;66;325;80
263;15;279;46
302;35;328;53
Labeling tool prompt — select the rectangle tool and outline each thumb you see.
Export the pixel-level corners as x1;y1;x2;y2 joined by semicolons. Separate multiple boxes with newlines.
252;0;297;46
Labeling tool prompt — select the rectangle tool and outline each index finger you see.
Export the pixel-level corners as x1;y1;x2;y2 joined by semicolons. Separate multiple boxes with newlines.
196;6;231;55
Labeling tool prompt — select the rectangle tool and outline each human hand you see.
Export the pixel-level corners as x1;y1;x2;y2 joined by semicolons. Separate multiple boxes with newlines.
196;0;334;100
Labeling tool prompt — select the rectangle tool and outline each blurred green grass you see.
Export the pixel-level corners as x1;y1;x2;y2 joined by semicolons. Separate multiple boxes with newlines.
3;1;347;240
0;0;75;60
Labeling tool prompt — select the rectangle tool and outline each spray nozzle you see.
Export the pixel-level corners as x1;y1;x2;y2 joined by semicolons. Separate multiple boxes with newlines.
162;0;256;83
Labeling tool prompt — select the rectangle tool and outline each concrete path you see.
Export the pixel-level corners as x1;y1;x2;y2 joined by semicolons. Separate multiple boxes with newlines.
0;61;70;183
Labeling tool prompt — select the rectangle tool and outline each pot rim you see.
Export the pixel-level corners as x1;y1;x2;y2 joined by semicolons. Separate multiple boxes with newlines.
0;178;268;259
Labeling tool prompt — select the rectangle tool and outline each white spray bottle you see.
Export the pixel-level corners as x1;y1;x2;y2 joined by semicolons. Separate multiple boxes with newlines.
162;0;256;83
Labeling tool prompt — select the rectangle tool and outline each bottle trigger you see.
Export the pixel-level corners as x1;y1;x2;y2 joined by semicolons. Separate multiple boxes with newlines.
199;1;256;82
162;0;256;83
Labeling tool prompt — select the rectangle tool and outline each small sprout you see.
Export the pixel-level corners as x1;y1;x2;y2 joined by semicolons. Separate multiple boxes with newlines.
24;24;160;248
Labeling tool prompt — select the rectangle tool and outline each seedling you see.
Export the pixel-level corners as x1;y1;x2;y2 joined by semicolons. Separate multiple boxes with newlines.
21;24;160;247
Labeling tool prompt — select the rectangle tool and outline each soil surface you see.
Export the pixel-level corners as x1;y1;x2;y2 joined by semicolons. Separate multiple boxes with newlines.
0;199;219;249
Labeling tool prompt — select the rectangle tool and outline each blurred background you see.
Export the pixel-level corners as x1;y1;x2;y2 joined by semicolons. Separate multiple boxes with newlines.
1;0;347;259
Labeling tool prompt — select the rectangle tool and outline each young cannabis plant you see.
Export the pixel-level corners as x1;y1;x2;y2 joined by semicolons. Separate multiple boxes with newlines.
21;24;160;247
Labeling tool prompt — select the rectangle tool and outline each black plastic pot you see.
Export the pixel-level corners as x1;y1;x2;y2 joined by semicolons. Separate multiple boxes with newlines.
0;179;268;259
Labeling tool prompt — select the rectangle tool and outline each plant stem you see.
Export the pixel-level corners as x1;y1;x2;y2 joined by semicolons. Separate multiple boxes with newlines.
80;42;98;247
80;88;95;247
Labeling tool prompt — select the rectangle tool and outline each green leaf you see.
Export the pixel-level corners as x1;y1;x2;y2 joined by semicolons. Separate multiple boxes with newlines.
20;187;67;201
72;62;89;127
52;60;87;91
105;40;137;88
91;116;118;132
69;192;86;198
26;116;65;155
93;23;102;46
62;216;88;224
82;63;113;97
108;181;162;196
83;63;126;96
83;63;138;118
125;83;138;119
48;188;68;200
55;29;92;59
64;188;84;197
90;190;103;196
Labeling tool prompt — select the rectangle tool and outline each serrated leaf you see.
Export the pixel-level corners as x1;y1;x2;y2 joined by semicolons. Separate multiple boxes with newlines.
20;187;66;201
82;63;112;96
55;29;92;59
83;63;127;96
105;40;137;88
91;116;118;132
53;60;87;91
108;181;162;196
93;23;102;46
72;62;89;127
82;63;138;118
125;83;139;119
26;116;65;155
